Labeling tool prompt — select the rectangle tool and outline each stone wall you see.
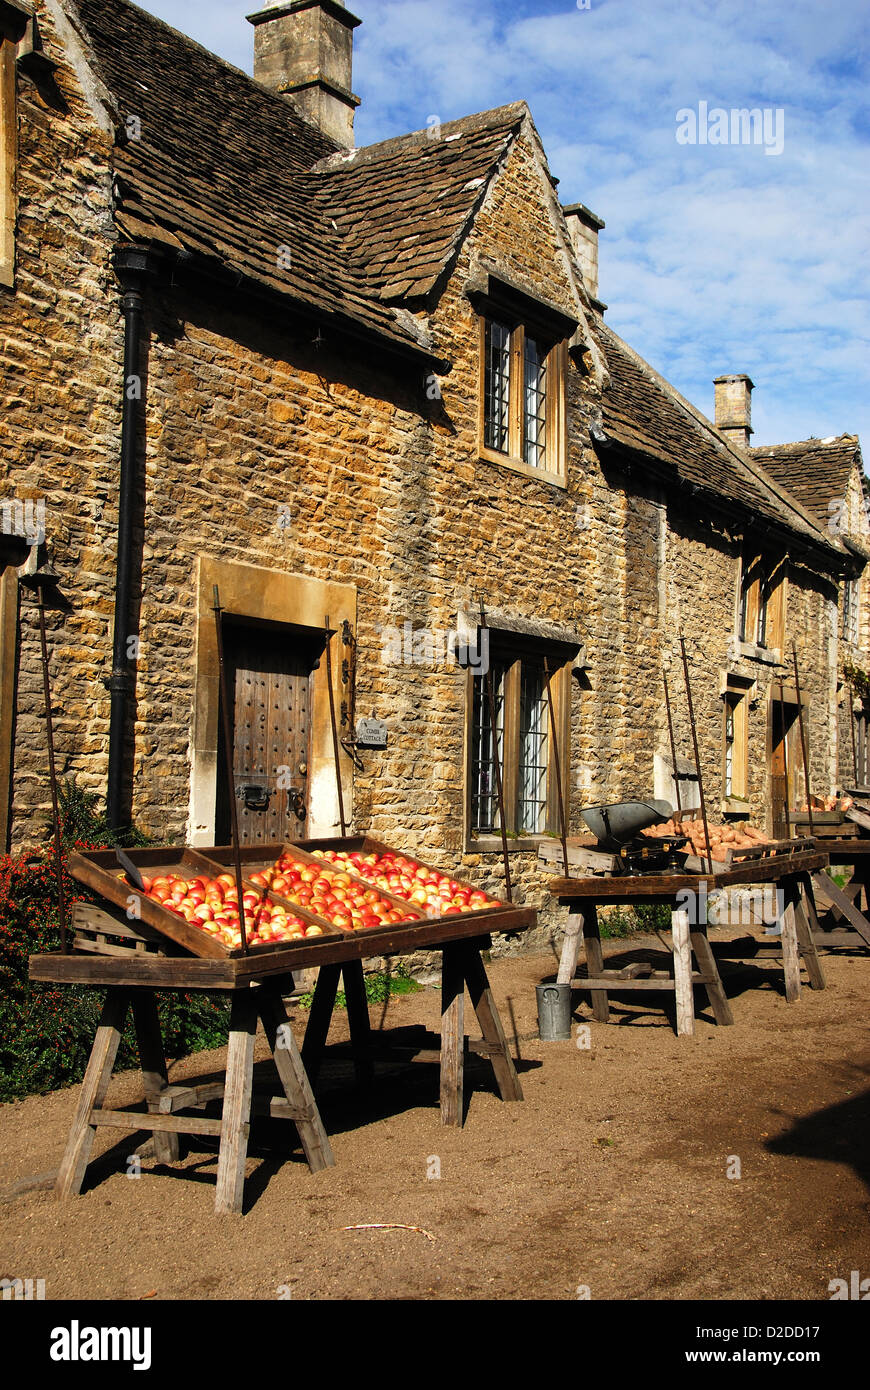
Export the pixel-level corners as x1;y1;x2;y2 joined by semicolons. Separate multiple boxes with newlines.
0;1;121;840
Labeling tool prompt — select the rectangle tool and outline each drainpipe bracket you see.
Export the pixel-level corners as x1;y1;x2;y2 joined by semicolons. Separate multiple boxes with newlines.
105;669;133;694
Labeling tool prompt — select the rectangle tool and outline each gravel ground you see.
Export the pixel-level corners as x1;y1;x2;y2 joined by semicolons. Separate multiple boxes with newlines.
1;933;868;1302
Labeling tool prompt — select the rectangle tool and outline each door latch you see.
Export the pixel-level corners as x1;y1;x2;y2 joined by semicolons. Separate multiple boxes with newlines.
238;780;270;811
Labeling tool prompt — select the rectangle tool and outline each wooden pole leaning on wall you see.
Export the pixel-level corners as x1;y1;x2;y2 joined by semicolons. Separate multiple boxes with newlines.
792;643;814;838
849;683;859;786
779;678;791;839
28;579;68;954
324;615;347;838
212;586;248;954
479;601;512;902
663;671;683;821
679;633;713;876
543;657;569;879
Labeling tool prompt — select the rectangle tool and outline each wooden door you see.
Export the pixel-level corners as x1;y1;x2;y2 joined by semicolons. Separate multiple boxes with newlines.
770;698;797;838
216;625;316;846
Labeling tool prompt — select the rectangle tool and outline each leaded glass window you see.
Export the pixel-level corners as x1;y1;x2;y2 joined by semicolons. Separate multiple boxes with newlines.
522;335;547;469
483;319;511;454
471;663;507;832
518;663;549;832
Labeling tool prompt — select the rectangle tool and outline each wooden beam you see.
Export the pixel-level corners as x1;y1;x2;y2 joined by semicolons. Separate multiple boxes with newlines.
462;944;523;1104
440;946;465;1126
0;564;18;848
214;993;258;1215
258;990;334;1174
90;1110;222;1137
811;872;870;946
671;908;695;1036
131;993;179;1163
556;911;584;985
55;989;130;1199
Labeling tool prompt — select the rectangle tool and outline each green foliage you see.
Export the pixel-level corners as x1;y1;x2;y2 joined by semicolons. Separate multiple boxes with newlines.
843;664;870;703
0;836;228;1102
632;903;674;933
296;964;423;1011
599;907;636;939
599;902;672;939
44;776;154;850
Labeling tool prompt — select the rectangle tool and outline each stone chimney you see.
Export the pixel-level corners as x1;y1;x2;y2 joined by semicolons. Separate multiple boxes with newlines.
247;0;361;147
713;373;754;449
562;201;605;308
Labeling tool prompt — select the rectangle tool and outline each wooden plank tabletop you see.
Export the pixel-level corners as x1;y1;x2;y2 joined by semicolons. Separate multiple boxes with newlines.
29;904;537;989
548;849;829;903
812;839;870;858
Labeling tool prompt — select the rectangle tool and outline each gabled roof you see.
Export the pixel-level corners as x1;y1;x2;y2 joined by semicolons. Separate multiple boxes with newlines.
307;106;526;306
69;0;430;359
67;0;526;364
595;319;843;563
750;436;863;529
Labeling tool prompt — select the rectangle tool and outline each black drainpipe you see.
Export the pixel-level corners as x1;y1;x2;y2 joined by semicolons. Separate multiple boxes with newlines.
107;244;155;832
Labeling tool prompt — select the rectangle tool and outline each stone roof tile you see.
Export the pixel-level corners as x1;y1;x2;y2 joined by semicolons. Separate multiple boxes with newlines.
750;436;863;528
597;319;843;560
71;0;523;356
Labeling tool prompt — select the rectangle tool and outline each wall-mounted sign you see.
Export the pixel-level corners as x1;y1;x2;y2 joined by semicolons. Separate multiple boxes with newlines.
355;718;388;749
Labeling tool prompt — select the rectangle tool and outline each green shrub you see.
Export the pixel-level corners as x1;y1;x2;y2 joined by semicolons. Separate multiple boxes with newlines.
296;964;423;1011
599;902;672;939
0;789;229;1102
45;776;154;850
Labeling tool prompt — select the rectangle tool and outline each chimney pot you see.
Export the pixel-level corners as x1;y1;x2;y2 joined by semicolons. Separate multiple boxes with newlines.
562;201;605;309
713;373;754;449
247;0;361;147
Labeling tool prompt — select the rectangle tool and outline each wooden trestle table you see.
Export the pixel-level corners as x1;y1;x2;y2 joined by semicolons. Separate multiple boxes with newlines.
29;901;532;1215
801;838;870;951
548;846;828;1036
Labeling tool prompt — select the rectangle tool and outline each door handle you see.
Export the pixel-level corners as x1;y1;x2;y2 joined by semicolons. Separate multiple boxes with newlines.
239;780;270;811
288;788;307;821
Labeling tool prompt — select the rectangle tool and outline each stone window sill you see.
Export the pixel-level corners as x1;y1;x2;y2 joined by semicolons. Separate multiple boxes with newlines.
466;834;554;854
731;638;781;666
478;449;567;490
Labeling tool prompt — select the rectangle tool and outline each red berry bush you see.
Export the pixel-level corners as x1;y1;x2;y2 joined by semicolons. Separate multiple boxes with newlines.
0;836;229;1102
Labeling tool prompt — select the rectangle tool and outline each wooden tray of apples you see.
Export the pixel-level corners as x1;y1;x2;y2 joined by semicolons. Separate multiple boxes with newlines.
67;847;346;961
295;837;508;918
204;837;510;927
69;838;534;965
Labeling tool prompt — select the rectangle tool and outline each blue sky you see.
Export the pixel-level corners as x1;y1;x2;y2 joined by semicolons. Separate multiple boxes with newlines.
138;0;869;454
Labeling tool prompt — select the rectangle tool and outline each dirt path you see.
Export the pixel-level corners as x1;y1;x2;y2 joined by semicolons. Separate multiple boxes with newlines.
1;937;868;1302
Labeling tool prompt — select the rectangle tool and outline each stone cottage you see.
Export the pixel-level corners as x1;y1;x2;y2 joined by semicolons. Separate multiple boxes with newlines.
751;432;869;791
0;0;864;938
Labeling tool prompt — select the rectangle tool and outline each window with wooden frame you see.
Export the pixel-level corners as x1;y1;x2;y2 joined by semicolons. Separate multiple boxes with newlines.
722;687;749;801
471;273;576;486
855;704;870;785
738;553;785;653
842;573;860;646
0;23;17;289
467;638;572;843
480;316;567;479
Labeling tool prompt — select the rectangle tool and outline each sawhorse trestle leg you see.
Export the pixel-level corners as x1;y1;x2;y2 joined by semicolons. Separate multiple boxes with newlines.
439;941;523;1128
